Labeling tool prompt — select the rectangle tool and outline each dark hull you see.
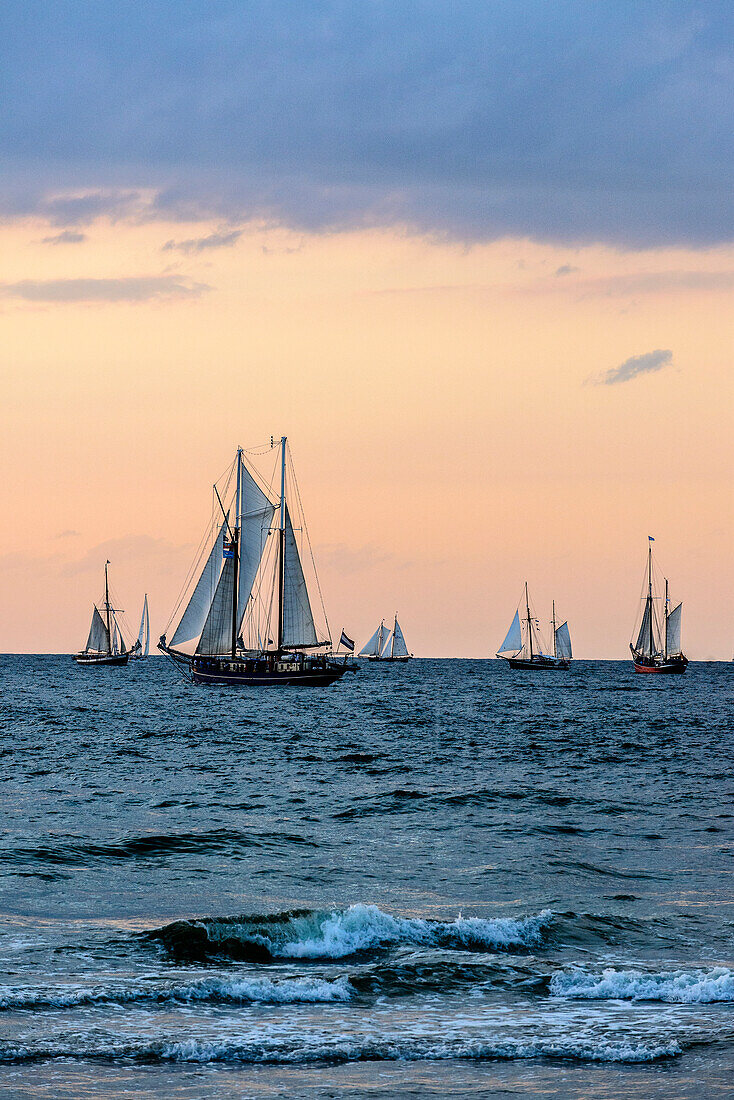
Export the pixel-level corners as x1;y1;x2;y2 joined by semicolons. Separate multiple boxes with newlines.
633;655;688;675
189;654;348;687
73;652;129;667
367;656;411;663
502;655;570;671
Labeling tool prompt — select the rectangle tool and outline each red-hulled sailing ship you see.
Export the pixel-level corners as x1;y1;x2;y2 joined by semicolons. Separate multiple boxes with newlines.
630;539;688;674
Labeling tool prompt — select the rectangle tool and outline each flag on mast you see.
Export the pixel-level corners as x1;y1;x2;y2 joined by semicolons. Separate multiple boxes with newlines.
339;630;355;652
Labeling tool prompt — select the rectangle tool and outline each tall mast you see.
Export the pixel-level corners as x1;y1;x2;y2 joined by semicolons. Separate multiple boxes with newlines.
552;600;557;658
648;544;654;658
525;582;533;660
276;436;287;653
104;560;111;655
664;577;669;662
231;447;242;659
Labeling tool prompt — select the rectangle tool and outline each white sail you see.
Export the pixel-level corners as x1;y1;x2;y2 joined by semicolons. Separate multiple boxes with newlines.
392;618;409;657
170;522;226;648
281;508;319;648
498;610;522;654
666;602;682;655
197;555;235;655
359;623;383;657
634;598;656;656
237;464;277;632
380;629;394;657
86;607;110;654
555;621;572;660
137;594;150;657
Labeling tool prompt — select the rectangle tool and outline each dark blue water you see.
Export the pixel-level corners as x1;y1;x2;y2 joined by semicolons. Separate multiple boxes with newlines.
0;656;732;1098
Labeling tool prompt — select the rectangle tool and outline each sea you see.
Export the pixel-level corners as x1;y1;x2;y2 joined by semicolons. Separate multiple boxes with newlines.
0;655;732;1099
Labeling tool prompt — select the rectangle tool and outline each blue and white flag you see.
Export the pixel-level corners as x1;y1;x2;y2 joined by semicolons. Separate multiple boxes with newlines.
648;535;655;542
339;630;355;652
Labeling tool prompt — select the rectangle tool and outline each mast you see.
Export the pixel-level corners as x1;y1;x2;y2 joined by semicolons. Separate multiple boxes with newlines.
648;544;654;658
104;560;111;655
552;600;557;658
276;436;286;653
525;582;533;660
231;447;242;659
664;577;669;662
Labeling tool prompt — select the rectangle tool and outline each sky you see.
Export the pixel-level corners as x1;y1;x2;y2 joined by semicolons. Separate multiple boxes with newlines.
0;1;732;658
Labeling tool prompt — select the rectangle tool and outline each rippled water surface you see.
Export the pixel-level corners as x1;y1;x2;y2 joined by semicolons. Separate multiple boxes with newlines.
0;656;732;1098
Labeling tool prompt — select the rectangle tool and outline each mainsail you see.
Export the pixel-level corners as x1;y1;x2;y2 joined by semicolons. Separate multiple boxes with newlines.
170;522;226;649
555;621;572;660
137;594;150;657
85;607;110;654
634;598;657;657
236;464;276;631
380;629;393;657
666;602;682;655
282;508;319;648
498;610;522;654
392;618;409;657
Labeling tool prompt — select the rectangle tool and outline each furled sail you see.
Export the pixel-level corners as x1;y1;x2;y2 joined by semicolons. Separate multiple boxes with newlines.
634;598;655;656
555;621;572;660
170;522;226;649
666;602;682;655
392;619;409;657
359;623;384;657
86;607;110;654
498;610;522;654
237;464;277;631
282;508;319;648
197;555;235;655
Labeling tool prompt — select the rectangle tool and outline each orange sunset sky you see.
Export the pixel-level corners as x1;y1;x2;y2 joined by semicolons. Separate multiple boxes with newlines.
1;4;732;658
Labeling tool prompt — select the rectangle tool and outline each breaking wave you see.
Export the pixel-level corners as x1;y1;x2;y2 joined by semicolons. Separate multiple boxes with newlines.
551;966;734;1003
146;904;554;961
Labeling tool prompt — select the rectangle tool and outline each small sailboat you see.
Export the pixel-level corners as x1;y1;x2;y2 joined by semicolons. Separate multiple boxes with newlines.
497;584;571;670
73;561;129;667
130;593;150;660
630;540;687;674
359;615;412;662
159;438;349;686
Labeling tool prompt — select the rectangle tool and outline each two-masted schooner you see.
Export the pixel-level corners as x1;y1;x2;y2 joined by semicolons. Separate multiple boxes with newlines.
74;561;130;667
159;438;349;686
630;540;687;674
497;584;572;669
358;615;411;662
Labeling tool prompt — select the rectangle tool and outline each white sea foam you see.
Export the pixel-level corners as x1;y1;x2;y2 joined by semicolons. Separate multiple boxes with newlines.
550;966;734;1003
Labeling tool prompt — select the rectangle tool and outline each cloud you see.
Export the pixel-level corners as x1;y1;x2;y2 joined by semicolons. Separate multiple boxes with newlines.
0;275;210;303
162;228;243;253
576;270;734;296
41;229;87;245
555;264;579;276
1;4;734;246
596;349;674;386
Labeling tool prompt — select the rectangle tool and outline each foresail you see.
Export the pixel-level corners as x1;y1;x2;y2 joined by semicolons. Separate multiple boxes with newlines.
359;625;382;656
666;602;682;655
380;630;394;657
237;463;277;631
392;619;409;657
86;606;110;654
555;621;572;660
282;508;319;648
498;610;522;654
170;522;226;649
197;555;235;655
138;594;150;657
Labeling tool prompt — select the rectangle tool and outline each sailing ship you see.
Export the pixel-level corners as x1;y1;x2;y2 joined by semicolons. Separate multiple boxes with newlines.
630;541;687;674
159;438;349;686
129;593;150;660
73;561;130;667
497;584;572;669
359;615;411;662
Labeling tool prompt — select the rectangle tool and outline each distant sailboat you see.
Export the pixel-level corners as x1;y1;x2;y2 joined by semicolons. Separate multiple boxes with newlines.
73;561;129;667
159;438;349;686
497;584;571;670
130;593;150;660
630;540;687;674
359;615;412;662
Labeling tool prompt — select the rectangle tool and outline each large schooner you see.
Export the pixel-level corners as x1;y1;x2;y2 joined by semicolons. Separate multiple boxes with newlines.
630;539;688;674
359;614;411;661
159;438;349;686
497;583;572;670
73;561;130;667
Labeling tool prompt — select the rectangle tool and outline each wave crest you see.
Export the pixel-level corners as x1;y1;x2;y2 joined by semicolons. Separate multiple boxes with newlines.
551;966;734;1003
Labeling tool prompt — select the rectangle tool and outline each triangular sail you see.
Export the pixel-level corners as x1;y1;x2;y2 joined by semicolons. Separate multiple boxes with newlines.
380;629;394;657
197;555;235;656
137;594;150;657
498;610;522;654
555;621;572;660
237;464;277;632
282;507;319;648
86;606;110;654
392;618;409;657
666;602;682;655
170;522;226;649
359;624;383;657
